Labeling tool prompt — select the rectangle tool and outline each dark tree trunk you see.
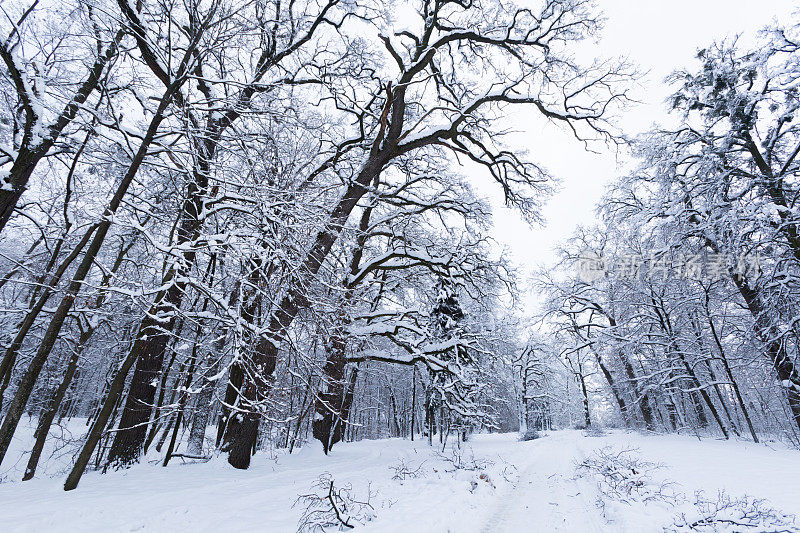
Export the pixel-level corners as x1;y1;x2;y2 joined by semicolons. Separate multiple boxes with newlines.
105;309;181;466
593;351;629;425
64;329;144;490
578;364;591;428
217;364;243;448
221;333;277;469
224;411;261;469
608;312;655;430
107;158;209;466
312;200;376;453
730;271;800;432
705;301;758;442
312;333;353;454
222;136;395;466
410;367;417;441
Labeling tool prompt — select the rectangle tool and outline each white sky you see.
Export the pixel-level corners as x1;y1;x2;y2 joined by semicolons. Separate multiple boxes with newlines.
476;0;799;312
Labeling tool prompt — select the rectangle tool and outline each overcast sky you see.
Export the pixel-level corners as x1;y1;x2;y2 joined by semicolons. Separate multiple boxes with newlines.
477;0;799;312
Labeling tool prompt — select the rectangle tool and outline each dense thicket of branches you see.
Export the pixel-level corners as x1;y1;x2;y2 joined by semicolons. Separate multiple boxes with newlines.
0;0;631;489
535;19;800;444
8;0;797;494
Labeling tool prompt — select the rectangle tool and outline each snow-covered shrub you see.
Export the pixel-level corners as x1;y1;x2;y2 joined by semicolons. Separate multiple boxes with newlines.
389;459;426;482
575;447;677;505
295;473;375;532
520;428;541;441
669;491;800;532
436;446;492;473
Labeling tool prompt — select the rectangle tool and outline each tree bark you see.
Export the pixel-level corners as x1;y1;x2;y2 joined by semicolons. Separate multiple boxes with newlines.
705;300;758;442
221;90;398;465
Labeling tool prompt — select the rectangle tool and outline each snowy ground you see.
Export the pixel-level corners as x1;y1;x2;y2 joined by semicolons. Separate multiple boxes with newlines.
1;426;800;532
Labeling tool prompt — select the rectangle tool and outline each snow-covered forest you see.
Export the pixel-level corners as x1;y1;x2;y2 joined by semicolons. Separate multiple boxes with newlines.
0;0;799;530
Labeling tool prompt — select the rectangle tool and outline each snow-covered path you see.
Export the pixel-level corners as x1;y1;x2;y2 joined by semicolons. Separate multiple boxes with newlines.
1;429;799;532
478;433;605;532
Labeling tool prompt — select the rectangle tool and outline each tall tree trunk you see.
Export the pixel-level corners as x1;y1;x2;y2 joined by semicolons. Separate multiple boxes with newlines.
730;271;800;432
106;157;210;466
606;312;655;430
593;351;629;426
410;367;417;440
21;236;132;480
22;331;85;480
64;330;144;491
312;333;349;454
578;360;591;428
217;253;271;460
695;225;800;433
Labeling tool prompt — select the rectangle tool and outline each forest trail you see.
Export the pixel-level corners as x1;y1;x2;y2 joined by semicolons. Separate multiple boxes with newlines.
1;427;800;532
479;433;605;533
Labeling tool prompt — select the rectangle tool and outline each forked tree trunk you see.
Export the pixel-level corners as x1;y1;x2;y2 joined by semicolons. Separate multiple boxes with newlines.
217;258;270;461
221;96;397;466
312;202;375;454
312;333;348;454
